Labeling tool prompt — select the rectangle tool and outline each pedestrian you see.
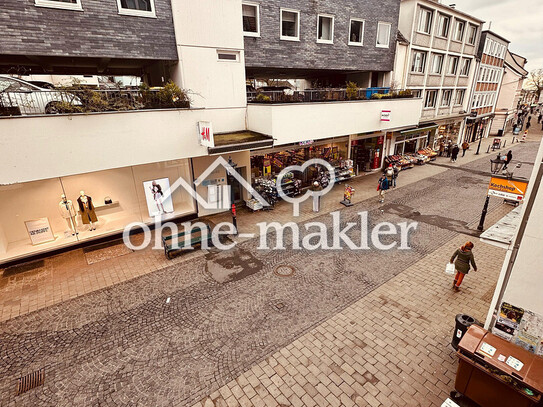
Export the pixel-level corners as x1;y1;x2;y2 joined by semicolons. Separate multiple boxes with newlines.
438;141;445;157
526;120;531;131
446;140;452;157
538;113;542;124
377;175;389;203
461;141;469;157
450;241;477;292
503;150;513;169
311;181;323;212
393;165;400;188
451;144;460;162
384;164;394;187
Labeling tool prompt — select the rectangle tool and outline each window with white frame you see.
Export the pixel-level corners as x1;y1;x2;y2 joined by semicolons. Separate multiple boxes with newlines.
217;50;240;62
437;14;450;38
411;89;422;98
35;0;82;10
418;7;433;34
431;53;444;74
116;0;155;17
467;25;477;45
317;15;334;43
441;89;452;107
280;9;300;40
425;90;437;108
349;19;365;45
460;58;471;76
411;51;427;73
448;56;459;75
455;89;465;105
484;39;491;54
242;3;259;36
454;20;465;41
376;22;391;48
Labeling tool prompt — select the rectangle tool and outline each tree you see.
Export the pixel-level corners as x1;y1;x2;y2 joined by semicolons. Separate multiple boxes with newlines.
526;69;543;101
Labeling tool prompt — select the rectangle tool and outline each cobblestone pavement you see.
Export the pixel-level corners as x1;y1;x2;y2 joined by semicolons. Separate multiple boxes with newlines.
0;136;540;406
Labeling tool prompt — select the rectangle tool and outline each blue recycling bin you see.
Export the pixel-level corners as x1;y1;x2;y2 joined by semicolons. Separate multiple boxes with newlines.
365;87;390;99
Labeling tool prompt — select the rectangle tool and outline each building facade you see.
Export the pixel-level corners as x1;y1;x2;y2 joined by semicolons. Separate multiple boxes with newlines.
464;31;509;142
393;0;483;149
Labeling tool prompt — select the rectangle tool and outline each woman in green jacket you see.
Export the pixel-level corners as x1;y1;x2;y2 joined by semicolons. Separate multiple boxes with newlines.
450;241;477;291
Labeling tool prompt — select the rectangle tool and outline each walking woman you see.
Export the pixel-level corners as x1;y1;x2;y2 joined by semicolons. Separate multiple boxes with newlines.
450;242;477;291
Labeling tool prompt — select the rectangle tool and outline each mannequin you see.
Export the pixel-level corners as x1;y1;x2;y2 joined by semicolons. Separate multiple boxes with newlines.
77;190;98;231
58;194;78;235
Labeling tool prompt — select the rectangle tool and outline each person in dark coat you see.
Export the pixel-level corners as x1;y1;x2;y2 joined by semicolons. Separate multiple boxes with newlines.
526;120;531;131
503;150;513;169
451;144;460;162
446;140;453;157
538;113;542;124
450;242;477;291
377;175;389;203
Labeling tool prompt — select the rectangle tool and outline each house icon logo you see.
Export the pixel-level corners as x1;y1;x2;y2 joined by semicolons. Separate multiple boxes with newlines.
161;156;270;211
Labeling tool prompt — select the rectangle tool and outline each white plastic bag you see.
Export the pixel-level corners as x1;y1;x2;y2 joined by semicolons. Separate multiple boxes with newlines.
445;263;455;275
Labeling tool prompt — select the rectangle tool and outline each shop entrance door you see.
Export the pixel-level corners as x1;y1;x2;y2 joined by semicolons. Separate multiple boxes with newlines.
230;167;246;204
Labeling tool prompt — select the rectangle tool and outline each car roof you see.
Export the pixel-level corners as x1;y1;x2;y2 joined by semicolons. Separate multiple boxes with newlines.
0;75;45;90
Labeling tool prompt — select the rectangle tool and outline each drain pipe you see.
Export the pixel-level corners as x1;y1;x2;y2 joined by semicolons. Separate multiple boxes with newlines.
485;153;543;329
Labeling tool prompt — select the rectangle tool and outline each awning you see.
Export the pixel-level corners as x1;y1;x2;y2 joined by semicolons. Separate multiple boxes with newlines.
207;131;274;155
400;123;438;136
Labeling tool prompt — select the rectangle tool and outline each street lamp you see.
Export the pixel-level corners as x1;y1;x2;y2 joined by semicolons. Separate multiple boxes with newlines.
226;156;238;235
478;155;505;231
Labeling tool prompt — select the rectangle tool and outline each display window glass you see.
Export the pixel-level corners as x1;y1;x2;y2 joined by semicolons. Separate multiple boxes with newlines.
0;159;195;264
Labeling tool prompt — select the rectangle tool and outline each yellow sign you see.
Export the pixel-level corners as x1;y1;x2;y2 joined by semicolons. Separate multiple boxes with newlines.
488;177;528;201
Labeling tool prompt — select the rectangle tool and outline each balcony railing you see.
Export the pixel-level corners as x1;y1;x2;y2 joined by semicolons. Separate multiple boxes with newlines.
247;87;414;103
0;87;190;117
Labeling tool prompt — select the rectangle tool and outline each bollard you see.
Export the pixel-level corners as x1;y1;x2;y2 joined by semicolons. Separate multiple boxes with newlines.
486;145;490;153
503;140;507;148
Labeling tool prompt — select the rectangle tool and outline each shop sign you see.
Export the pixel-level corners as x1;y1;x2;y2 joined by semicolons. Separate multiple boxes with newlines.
380;110;391;122
197;121;214;148
25;217;55;245
487;177;528;201
299;140;314;146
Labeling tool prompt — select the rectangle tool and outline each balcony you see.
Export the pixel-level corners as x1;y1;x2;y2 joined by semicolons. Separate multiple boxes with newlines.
247;95;423;146
247;87;395;103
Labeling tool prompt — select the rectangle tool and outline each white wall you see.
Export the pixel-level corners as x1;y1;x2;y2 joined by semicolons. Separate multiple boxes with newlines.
247;98;423;146
392;42;409;89
0;108;246;184
170;0;247;109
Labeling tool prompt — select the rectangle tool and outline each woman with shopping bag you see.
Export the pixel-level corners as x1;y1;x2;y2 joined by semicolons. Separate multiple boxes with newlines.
449;242;477;292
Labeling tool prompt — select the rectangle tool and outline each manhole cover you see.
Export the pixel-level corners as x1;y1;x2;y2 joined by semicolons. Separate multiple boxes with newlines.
273;265;295;277
16;368;45;395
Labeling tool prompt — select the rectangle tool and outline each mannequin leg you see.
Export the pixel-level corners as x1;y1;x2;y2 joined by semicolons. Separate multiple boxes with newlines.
65;218;74;233
70;216;78;235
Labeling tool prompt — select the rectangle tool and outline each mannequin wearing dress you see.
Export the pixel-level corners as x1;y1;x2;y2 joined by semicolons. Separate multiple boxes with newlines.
77;190;98;231
58;194;78;235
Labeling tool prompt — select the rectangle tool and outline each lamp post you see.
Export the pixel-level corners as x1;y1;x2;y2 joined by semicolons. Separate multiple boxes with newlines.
478;156;506;231
226;156;238;235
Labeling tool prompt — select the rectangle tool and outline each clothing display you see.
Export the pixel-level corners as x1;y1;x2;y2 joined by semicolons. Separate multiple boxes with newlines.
58;197;78;235
77;195;98;225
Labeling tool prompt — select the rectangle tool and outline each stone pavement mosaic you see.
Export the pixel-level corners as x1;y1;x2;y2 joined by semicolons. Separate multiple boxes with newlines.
0;137;540;406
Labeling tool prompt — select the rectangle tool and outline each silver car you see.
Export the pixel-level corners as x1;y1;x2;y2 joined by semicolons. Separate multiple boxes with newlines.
0;75;81;115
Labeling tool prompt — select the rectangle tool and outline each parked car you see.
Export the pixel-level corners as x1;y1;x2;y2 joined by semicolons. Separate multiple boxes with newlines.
0;75;81;115
27;80;56;89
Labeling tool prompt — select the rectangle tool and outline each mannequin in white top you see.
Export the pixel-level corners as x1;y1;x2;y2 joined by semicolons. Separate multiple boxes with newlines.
58;194;78;235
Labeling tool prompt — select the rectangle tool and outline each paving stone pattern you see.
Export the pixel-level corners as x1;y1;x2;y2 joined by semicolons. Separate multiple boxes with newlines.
0;140;539;406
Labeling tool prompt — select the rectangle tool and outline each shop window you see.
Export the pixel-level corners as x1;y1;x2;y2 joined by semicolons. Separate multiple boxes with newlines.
411;51;427;73
431;53;444;74
437;14;450;38
242;3;260;36
376;22;391;48
448;56;459;75
460;58;471;76
280;9;300;41
454;20;465;42
424;90;437;108
349;19;364;45
418;7;433;34
467;24;477;45
116;0;155;17
35;0;82;10
441;89;452;107
455;89;465;105
317;14;334;43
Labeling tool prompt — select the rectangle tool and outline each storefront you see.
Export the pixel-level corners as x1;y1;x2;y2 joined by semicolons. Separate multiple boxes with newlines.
0;160;196;264
350;133;385;173
433;122;461;148
465;115;494;143
393;124;437;155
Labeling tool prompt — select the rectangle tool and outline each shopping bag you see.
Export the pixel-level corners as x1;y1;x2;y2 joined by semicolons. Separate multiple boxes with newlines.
445;263;455;275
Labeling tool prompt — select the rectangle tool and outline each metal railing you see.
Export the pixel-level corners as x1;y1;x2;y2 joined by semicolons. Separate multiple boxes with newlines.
0;89;190;116
246;87;412;103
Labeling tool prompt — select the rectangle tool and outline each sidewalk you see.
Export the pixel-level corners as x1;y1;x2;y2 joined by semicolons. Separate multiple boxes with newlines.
0;130;532;322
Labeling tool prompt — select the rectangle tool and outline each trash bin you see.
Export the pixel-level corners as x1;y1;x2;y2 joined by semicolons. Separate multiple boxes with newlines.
452;314;479;351
497;129;504;137
454;325;543;407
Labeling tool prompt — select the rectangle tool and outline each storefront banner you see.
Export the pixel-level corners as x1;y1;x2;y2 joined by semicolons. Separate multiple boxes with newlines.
381;110;391;122
299;140;314;146
198;121;214;148
487;177;528;201
25;218;55;245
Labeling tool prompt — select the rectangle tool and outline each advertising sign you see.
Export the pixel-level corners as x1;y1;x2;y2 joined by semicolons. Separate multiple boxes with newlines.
143;178;175;218
25;218;55;245
381;110;391;122
198;121;214;148
487;177;528;201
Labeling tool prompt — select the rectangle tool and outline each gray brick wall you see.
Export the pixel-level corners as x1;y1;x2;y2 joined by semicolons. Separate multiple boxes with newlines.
244;0;400;72
1;0;177;61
